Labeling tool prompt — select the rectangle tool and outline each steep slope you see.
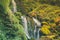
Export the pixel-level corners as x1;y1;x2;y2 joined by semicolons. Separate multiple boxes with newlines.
0;0;27;40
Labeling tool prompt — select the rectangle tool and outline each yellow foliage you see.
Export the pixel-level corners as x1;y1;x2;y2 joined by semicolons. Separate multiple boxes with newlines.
46;35;56;39
31;12;36;17
42;22;48;25
54;17;60;22
39;10;45;13
54;10;60;14
50;23;56;28
40;25;51;35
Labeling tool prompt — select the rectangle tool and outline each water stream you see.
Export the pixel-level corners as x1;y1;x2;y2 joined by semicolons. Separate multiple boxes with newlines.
21;17;41;40
33;17;41;40
21;16;31;39
11;0;41;40
12;0;17;13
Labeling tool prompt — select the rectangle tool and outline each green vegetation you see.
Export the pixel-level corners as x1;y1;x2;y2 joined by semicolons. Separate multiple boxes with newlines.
0;0;60;40
0;0;27;40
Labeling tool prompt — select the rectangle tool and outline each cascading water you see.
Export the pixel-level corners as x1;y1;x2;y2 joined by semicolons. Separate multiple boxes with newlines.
34;24;37;38
11;0;42;40
12;0;30;39
12;0;17;13
33;17;41;27
33;17;41;40
21;16;31;39
37;28;40;40
27;18;32;37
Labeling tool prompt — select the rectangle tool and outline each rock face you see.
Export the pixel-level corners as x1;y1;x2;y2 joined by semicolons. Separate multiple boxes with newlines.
0;0;27;40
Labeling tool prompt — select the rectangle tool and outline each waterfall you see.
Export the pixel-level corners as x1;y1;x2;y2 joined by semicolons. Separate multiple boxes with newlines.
37;29;40;40
33;17;41;40
33;17;41;27
12;0;17;13
21;16;31;39
34;25;37;38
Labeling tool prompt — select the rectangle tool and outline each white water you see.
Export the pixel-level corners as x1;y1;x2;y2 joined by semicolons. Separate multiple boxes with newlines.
33;17;41;27
37;29;40;40
33;17;41;40
12;0;17;13
11;0;41;39
21;16;31;39
34;25;37;38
